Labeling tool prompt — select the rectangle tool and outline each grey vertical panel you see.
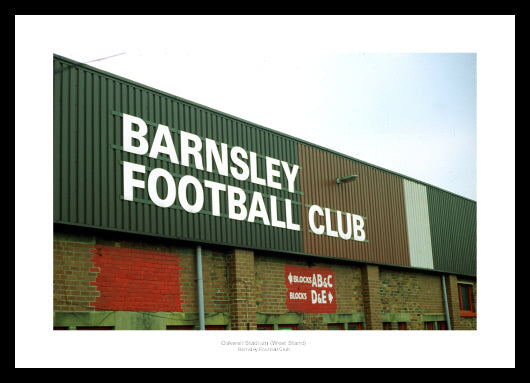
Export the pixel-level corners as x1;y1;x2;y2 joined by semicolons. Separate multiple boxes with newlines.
403;179;434;269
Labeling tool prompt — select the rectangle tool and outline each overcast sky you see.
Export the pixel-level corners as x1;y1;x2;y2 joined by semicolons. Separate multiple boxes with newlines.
15;15;515;368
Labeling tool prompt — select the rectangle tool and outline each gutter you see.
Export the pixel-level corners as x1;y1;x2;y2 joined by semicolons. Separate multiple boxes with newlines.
441;275;452;330
196;246;205;330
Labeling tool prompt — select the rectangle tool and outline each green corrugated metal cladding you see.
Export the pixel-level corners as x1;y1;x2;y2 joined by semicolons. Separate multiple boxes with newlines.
53;54;476;276
426;186;477;276
53;54;303;254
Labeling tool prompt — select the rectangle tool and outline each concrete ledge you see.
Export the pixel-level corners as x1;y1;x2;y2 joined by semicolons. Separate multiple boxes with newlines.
115;311;165;330
381;313;411;322
53;311;230;330
53;311;115;328
322;312;364;324
256;312;303;326
421;313;446;322
166;312;229;327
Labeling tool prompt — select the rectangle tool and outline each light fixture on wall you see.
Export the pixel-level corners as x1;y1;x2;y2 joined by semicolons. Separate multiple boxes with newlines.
336;175;358;184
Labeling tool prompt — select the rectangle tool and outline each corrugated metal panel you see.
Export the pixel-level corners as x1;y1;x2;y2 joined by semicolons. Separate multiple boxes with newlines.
54;54;476;276
298;144;410;266
426;186;476;276
403;180;434;269
53;55;303;254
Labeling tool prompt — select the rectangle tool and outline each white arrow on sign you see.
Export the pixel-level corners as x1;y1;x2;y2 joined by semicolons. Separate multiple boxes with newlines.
328;292;333;303
288;272;292;284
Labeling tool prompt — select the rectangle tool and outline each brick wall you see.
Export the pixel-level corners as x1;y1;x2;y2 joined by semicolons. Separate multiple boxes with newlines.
445;275;477;330
254;256;365;329
361;264;382;329
329;263;363;314
379;269;446;330
176;248;198;313
53;228;476;330
202;249;230;314
457;277;477;330
227;249;256;330
89;245;183;312
53;234;231;319
177;247;230;315
53;239;98;311
416;273;446;315
255;255;290;314
54;232;190;314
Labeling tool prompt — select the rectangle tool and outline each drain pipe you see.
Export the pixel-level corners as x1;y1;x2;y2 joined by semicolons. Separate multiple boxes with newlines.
196;246;205;330
441;274;451;330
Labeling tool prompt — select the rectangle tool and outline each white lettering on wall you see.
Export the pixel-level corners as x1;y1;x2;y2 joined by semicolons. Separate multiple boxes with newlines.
120;113;367;241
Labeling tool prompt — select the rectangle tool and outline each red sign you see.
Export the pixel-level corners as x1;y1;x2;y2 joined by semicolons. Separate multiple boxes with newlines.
284;265;337;313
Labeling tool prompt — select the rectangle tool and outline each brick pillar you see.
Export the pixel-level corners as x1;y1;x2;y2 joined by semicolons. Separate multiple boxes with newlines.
227;249;257;330
361;264;382;330
444;274;462;330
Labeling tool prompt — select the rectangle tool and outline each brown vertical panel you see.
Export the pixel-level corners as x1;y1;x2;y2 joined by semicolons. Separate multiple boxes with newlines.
299;143;410;266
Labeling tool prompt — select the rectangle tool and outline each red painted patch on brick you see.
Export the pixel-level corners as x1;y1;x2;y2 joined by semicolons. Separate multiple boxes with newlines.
284;265;337;313
89;245;183;312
